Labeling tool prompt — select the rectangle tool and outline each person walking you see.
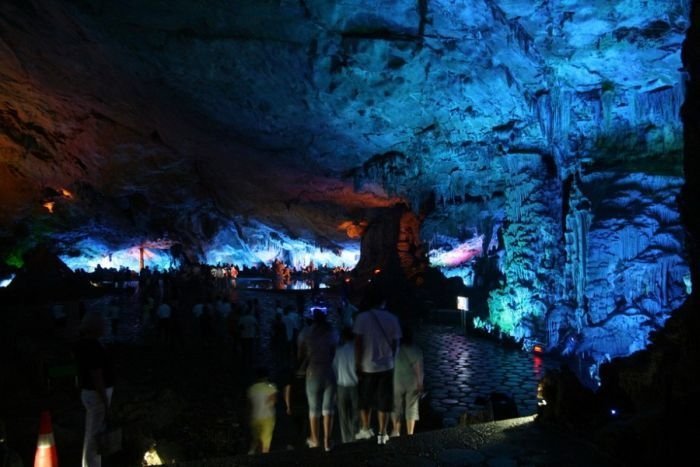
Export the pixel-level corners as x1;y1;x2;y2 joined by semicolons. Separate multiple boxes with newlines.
282;305;300;363
269;314;295;450
247;367;277;455
299;310;338;451
391;327;424;436
340;298;358;329
332;327;359;444
353;286;401;445
75;312;115;467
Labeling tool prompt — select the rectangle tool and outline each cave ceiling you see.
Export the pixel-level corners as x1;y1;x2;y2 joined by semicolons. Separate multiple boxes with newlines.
0;0;688;261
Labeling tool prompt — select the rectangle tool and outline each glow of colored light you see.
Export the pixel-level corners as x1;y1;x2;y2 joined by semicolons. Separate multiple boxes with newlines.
373;268;382;275
441;265;476;286
429;235;484;268
42;201;55;213
60;188;73;199
610;409;617;416
60;238;176;272
204;220;360;269
5;250;24;268
533;355;544;379
457;296;469;311
143;446;163;466
0;274;15;288
533;344;544;354
338;220;368;239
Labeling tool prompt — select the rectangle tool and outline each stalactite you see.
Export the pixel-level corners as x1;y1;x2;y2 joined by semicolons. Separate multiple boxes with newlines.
535;87;572;145
536;92;552;142
485;0;537;58
634;82;685;126
573;170;690;365
639;254;681;307
649;204;680;224
507;19;535;57
547;315;561;349
601;89;615;131
659;255;672;305
619;226;649;261
565;181;592;309
555;88;572;142
488;154;563;341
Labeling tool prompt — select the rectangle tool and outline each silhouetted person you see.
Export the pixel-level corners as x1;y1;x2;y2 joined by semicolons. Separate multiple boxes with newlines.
270;314;294;450
391;327;424;436
156;300;172;344
75;312;115;467
354;286;401;445
333;326;359;444
299;310;338;451
239;307;258;370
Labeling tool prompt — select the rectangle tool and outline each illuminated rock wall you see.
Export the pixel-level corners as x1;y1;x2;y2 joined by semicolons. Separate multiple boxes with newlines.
487;153;563;343
0;1;692;365
203;218;360;269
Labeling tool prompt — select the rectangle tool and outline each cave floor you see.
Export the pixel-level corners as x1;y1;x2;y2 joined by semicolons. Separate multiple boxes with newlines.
175;415;619;467
2;286;580;466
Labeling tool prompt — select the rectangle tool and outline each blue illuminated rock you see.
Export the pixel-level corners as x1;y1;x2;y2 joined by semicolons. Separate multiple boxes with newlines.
0;0;690;368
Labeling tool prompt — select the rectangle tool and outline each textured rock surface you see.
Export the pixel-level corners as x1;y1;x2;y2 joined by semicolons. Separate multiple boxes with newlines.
0;1;691;364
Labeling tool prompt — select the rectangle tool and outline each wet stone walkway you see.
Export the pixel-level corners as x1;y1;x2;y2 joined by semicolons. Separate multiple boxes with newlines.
82;288;560;432
94;288;559;429
237;290;559;429
416;326;559;427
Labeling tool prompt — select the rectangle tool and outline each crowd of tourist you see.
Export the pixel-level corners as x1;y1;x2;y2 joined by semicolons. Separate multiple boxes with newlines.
68;260;423;464
246;284;425;455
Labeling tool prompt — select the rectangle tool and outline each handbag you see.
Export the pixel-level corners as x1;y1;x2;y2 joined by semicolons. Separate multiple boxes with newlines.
96;422;123;456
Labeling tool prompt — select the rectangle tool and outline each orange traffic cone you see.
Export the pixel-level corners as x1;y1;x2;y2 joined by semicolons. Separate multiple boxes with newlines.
34;410;58;467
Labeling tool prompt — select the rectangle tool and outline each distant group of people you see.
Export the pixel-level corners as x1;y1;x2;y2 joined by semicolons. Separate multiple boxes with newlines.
246;286;424;454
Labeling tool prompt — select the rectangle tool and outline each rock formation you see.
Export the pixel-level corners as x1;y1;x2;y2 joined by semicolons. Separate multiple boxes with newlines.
0;0;692;367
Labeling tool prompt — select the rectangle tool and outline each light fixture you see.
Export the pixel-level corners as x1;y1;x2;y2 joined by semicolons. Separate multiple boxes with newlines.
143;444;163;465
42;201;55;213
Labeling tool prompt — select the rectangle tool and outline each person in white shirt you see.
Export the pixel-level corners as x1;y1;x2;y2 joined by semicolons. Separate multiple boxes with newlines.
391;327;424;436
353;286;401;445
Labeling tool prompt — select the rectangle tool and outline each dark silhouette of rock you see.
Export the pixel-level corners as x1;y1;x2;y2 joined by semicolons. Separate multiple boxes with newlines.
6;246;91;302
